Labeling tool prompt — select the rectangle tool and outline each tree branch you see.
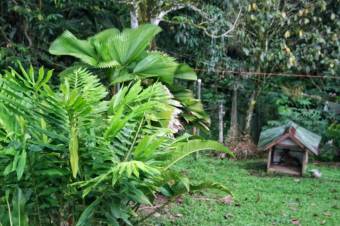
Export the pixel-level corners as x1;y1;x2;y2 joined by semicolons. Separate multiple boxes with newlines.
202;8;242;38
153;3;242;38
151;4;187;25
151;3;212;25
23;21;33;47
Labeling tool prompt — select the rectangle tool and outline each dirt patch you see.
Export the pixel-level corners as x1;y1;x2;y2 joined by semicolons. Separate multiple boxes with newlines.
227;139;259;159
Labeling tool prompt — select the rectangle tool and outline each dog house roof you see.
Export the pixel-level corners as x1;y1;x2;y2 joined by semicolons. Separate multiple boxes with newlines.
258;121;321;155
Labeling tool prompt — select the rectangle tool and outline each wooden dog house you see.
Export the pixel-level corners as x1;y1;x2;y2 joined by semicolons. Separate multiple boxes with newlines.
258;122;321;176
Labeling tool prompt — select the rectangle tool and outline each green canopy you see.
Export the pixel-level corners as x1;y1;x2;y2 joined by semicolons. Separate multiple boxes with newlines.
258;121;321;155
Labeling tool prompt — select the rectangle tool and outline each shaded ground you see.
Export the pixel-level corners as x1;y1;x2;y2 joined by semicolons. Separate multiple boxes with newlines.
145;156;340;226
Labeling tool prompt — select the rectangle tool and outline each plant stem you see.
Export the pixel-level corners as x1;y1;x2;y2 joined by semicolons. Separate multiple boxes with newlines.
5;194;13;226
124;116;145;161
27;153;42;226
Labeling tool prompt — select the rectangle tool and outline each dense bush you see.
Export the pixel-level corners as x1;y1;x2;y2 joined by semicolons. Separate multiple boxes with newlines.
0;25;232;225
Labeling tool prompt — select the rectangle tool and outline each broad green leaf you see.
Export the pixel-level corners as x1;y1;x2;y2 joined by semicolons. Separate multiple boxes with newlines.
128;189;151;205
174;64;197;80
133;52;178;84
16;150;26;180
11;187;29;226
49;30;97;66
69;126;79;178
49;24;161;68
164;140;232;170
134;135;164;160
76;198;101;226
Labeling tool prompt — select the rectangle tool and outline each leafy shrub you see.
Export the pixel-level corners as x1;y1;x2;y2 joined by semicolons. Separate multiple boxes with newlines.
49;24;210;132
0;64;231;225
319;123;340;161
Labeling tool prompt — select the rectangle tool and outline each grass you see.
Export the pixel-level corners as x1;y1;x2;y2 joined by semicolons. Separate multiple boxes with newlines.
146;155;340;226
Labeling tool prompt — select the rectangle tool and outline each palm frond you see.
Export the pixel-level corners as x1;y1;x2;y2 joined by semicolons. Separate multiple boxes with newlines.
49;30;97;66
49;24;161;68
163;139;232;170
131;52;178;85
174;64;197;81
59;68;108;177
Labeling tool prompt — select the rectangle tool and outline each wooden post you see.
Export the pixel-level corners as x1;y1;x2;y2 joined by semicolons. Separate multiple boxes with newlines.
267;147;273;172
194;79;202;160
302;150;308;175
218;101;225;144
192;79;202;135
196;79;201;137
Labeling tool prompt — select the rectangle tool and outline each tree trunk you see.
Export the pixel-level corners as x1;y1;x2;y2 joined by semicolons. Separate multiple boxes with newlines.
130;0;139;28
243;64;261;140
244;90;257;138
194;79;201;160
218;101;225;144
226;82;239;144
130;12;138;28
150;17;161;25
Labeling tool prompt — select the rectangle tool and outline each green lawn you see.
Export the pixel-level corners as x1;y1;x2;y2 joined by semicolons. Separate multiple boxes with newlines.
146;156;340;226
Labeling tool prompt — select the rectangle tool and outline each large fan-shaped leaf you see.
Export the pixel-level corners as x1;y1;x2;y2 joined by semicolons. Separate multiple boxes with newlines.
132;52;178;84
49;24;161;68
49;25;209;130
49;30;97;66
108;24;162;65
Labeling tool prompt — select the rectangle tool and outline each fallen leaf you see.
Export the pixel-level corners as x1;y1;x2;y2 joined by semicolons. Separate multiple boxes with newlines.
288;202;299;211
323;211;332;217
153;212;161;218
264;212;272;216
176;197;183;204
224;213;233;219
291;219;300;225
175;213;183;218
332;204;340;209
256;193;261;203
220;195;233;205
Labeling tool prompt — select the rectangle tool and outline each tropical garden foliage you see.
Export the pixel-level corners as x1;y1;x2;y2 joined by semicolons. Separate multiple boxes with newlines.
0;0;339;225
0;25;232;225
48;24;210;131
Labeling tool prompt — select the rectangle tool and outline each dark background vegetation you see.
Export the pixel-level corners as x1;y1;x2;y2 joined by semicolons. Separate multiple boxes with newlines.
1;0;339;160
